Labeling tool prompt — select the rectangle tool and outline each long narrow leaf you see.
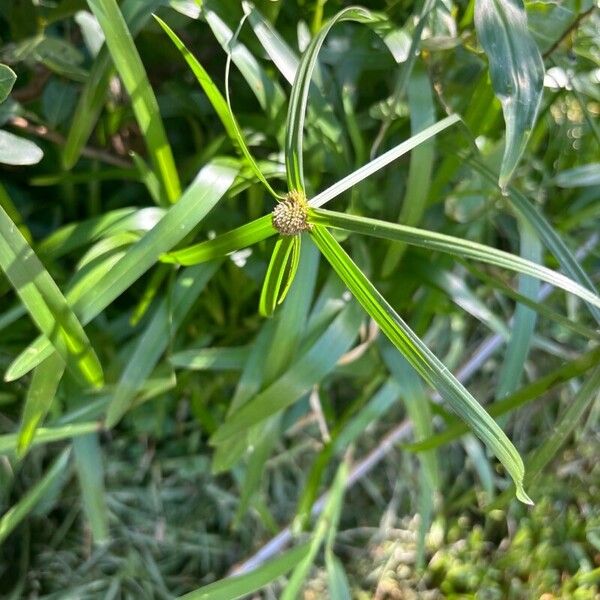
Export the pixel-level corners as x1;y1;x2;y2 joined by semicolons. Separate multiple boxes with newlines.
259;235;300;317
309;208;600;312
6;161;238;382
475;0;544;188
0;205;103;387
0;449;70;545
87;0;181;203
155;15;279;199
106;262;219;427
468;155;600;325
310;225;531;503
17;354;66;457
179;542;311;600
73;433;109;543
309;115;460;208
285;7;375;192
408;346;600;452
210;301;362;443
161;215;276;266
64;0;165;168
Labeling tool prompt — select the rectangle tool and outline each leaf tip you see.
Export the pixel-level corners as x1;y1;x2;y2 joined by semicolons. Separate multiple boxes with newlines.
516;485;534;506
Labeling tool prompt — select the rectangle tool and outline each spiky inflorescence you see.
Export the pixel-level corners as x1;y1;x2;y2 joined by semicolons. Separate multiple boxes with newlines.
272;190;312;236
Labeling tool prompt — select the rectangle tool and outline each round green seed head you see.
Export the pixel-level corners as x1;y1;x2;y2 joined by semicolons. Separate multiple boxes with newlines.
272;190;312;236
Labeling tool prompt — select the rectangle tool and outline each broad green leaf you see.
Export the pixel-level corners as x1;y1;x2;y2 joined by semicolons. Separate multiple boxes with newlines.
129;263;170;326
161;215;276;266
0;130;43;166
468;155;600;325
554;163;600;188
178;542;311;600
242;1;299;84
309;115;461;208
105;262;219;427
0;423;100;455
73;433;109;543
5;160;238;382
382;62;435;276
17;354;65;458
309;208;600;312
310;224;531;504
259;235;300;317
0;205;103;387
0;64;16;103
210;301;362;443
171;347;249;371
285;7;376;192
408;346;600;452
326;552;352;600
495;221;541;399
64;0;165;169
0;449;70;545
87;0;181;203
474;0;544;188
155;15;280;199
39;207;165;259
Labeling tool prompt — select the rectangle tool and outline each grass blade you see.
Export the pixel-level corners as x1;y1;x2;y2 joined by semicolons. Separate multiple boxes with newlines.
38;207;165;259
203;3;286;118
73;433;109;543
179;542;311;600
259;235;300;317
161;215;276;266
488;366;600;510
17;354;66;458
285;6;376;192
282;459;349;600
210;301;362;443
0;423;100;455
155;15;280;199
475;0;544;188
310;224;531;504
242;1;299;85
5;160;238;382
407;346;600;452
63;0;164;169
0;449;70;546
309;208;600;312
0;205;103;388
468;155;600;325
171;346;249;371
495;221;541;399
382;62;436;275
106;262;219;427
87;0;181;203
309;115;460;208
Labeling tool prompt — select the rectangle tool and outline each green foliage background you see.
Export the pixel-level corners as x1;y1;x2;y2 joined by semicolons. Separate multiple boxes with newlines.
0;0;598;597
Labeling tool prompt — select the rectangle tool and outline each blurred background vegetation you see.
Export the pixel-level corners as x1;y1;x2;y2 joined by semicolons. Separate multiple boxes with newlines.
0;0;598;598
